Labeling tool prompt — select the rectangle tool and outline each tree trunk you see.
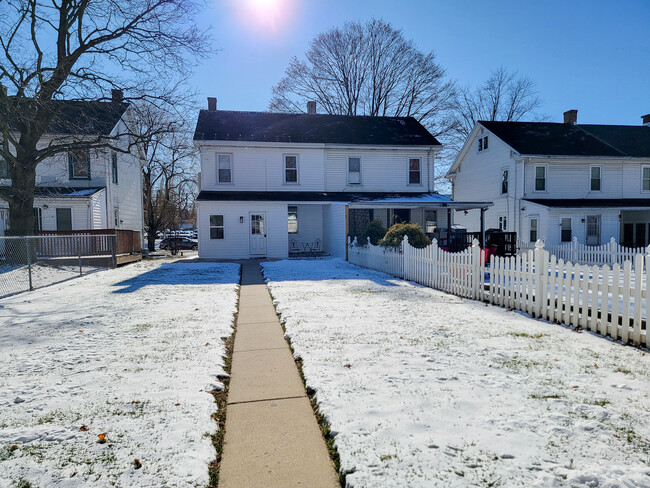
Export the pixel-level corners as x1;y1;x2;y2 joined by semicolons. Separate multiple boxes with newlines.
7;157;37;236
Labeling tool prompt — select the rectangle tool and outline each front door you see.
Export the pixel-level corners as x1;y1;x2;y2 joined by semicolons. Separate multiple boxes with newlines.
586;215;601;246
249;213;267;256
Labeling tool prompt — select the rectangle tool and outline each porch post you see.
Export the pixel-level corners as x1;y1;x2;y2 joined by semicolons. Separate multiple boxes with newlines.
345;204;349;261
476;208;480;250
447;208;452;230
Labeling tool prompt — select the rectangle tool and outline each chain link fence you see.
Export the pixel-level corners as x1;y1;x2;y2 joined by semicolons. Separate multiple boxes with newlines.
0;234;117;299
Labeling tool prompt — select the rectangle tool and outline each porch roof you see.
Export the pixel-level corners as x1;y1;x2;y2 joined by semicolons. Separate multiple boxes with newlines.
196;191;491;210
33;186;105;198
524;198;650;209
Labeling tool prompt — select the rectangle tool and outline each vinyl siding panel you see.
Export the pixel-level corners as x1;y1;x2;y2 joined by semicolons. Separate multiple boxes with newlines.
323;203;347;258
289;204;324;246
197;201;289;259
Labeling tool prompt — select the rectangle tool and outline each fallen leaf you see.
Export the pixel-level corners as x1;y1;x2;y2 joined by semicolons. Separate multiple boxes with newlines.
572;386;579;389
174;403;181;406
205;342;210;346
79;330;83;333
594;363;598;368
79;425;88;431
131;400;140;404
344;364;351;368
133;459;142;469
10;445;18;451
97;433;107;444
123;369;128;372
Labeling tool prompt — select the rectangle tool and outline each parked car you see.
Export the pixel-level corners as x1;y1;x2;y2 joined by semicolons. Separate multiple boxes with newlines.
159;237;198;251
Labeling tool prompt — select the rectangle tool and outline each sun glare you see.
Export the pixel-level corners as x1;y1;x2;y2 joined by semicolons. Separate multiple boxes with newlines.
230;0;297;37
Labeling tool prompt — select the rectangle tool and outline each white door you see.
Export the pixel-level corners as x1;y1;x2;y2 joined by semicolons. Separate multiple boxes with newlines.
249;213;267;256
586;215;601;246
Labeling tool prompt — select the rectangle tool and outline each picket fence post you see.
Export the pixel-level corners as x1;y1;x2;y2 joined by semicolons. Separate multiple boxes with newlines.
402;235;409;281
533;239;546;318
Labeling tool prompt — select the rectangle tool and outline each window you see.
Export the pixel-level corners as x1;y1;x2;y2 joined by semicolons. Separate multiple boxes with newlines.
210;214;224;239
111;152;118;184
408;158;422;185
425;210;437;233
33;207;42;232
534;165;546;191
501;169;509;194
0;156;8;179
498;215;507;231
284;155;298;183
114;209;120;228
348;157;361;184
529;218;538;242
643;166;650;191
561;217;572;242
590;166;601;191
478;135;489;152
68;150;90;179
56;208;73;231
217;154;232;183
288;206;298;234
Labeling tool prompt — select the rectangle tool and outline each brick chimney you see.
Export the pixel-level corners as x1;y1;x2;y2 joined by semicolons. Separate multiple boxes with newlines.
111;89;123;103
642;114;650;127
563;109;578;125
207;97;217;111
307;101;317;114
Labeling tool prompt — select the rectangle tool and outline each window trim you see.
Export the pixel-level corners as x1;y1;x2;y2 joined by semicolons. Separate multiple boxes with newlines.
111;152;118;185
501;168;509;194
560;216;572;243
33;207;43;232
478;135;489;153
209;214;225;239
288;205;298;234
407;156;423;186
347;156;362;185
529;216;539;243
642;166;650;192
216;153;233;185
534;164;547;192
113;208;120;228
68;150;91;180
498;215;508;231
283;154;299;185
589;165;601;192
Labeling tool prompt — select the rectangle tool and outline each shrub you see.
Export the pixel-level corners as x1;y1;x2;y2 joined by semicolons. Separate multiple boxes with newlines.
359;219;387;245
379;223;431;248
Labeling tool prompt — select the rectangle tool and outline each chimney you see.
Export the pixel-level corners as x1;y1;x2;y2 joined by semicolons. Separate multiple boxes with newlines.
563;109;578;125
111;89;123;103
307;101;317;114
207;97;217;111
642;114;650;127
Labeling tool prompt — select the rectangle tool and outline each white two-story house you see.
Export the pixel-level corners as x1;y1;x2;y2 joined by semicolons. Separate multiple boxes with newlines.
447;110;650;248
0;91;144;236
193;99;490;260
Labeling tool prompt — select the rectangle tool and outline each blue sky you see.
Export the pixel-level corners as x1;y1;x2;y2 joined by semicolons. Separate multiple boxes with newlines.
192;0;650;125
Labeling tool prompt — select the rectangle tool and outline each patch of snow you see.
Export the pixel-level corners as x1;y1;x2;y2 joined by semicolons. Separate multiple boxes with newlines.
262;258;650;488
0;260;239;487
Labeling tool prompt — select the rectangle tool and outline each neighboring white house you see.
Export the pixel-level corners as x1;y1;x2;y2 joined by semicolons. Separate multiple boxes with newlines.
0;91;144;236
447;110;650;248
193;99;491;260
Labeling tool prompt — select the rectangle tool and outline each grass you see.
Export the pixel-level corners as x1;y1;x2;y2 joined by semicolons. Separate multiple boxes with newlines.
207;283;239;488
530;393;563;400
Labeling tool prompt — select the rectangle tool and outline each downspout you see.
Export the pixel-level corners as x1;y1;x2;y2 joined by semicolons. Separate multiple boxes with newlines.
427;148;433;193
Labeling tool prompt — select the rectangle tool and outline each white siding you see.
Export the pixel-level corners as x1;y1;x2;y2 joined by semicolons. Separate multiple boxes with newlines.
452;129;515;232
324;149;433;192
323;203;347;258
289;204;324;246
197;201;289;259
90;191;105;229
107;149;142;232
35;200;91;231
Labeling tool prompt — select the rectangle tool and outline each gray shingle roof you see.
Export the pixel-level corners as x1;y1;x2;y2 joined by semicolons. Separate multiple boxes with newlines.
480;121;650;157
193;110;441;146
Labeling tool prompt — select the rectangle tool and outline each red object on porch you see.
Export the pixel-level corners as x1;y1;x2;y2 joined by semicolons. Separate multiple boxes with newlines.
481;247;497;264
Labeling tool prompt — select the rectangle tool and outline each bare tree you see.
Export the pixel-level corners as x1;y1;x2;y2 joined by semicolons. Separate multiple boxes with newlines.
269;19;456;139
0;0;210;235
134;103;197;251
453;67;544;140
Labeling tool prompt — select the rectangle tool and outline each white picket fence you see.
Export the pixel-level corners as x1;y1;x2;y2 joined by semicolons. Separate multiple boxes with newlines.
348;237;649;348
518;236;645;267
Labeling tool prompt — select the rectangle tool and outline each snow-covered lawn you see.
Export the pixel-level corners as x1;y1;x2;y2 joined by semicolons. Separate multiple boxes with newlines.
0;260;239;487
262;259;650;488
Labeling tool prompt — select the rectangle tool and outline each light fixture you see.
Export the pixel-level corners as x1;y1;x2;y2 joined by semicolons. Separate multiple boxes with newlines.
43;204;48;209
240;216;244;224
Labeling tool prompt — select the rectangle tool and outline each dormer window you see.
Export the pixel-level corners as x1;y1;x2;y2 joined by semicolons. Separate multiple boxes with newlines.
348;157;361;184
284;155;298;183
68;150;90;180
217;154;232;183
478;135;488;152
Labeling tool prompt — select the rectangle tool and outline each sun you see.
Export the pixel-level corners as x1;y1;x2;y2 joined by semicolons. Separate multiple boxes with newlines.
230;0;297;37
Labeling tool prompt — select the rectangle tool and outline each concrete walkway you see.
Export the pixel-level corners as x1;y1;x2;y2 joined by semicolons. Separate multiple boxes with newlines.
218;261;339;488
